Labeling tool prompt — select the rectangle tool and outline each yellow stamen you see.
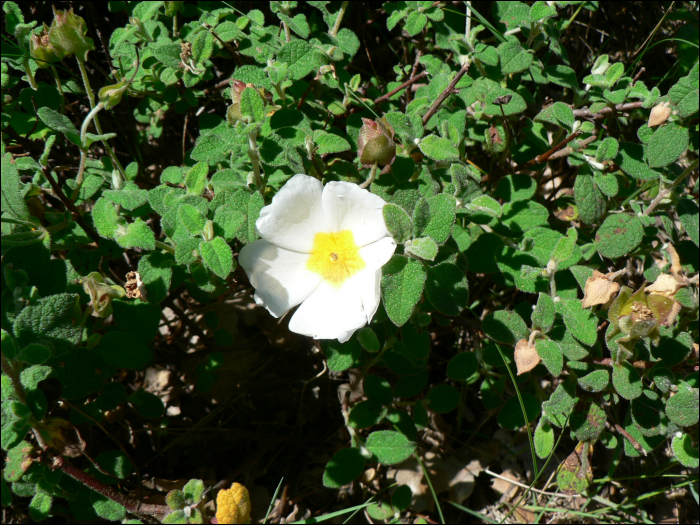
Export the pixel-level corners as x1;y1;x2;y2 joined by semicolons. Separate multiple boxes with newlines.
307;230;365;286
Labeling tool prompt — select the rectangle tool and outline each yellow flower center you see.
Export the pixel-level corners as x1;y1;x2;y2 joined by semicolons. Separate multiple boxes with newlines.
307;230;365;287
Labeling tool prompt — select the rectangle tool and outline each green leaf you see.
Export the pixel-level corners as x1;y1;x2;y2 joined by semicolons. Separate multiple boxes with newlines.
357;327;380;353
405;237;438;260
672;433;699;468
594;172;619;197
612;361;643;400
595;214;644;258
162;509;186;524
384;112;422;145
29;492;52;522
383;203;413;243
499;201;549;233
322;447;366;488
418;135;459;161
185;162;209;195
542;378;578;427
405;10;427;36
595;137;619;162
668;69;699;119
677;198;699;247
646;123;689;168
578;369;610;393
240;87;265;123
552;102;574;130
463;195;502;218
213;205;246;242
314;130;350;155
364;374;393;406
178;204;207;235
278;12;310;38
665;383;699;427
92;198;126;239
543;64;577;89
277;40;326;80
365;430;416;465
426;384;460;413
558;299;598;346
615;142;660;181
1;154;30;221
482;310;528;345
200;237;234;279
166;490;186;511
447;352;478;381
535;340;563;376
574;174;606;225
532;292;555;332
95;331;152;369
348;400;385;428
497;41;533;74
183;479;205;504
128;388;165;418
138;251;173;305
116;218;155;250
36;107;81;146
493;174;536;202
534;418;554;458
551;227;578;265
325;339;362;372
570;401;606;442
425;262;468;316
103;188;149;210
13;294;82;357
94;450;132;482
412;194;455;245
529;1;557;21
16;343;50;365
381;256;427;326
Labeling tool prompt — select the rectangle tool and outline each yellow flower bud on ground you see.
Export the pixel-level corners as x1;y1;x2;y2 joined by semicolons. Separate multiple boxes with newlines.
215;483;251;524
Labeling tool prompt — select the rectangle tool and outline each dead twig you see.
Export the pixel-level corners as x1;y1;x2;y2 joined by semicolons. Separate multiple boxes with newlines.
422;62;470;126
374;71;427;105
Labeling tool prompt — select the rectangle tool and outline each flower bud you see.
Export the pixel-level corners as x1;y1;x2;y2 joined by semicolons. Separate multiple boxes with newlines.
164;1;184;17
99;78;130;109
29;24;61;69
48;7;95;62
226;80;248;125
357;117;396;168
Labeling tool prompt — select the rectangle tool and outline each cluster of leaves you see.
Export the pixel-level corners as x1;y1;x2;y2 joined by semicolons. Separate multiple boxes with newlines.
1;1;698;522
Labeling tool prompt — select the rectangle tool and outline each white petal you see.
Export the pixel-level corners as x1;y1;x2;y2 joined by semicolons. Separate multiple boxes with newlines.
255;174;328;253
322;181;389;247
288;267;382;342
239;239;322;317
359;236;397;270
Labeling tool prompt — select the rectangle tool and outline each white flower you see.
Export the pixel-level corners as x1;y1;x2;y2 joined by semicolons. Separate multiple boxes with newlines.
239;174;397;342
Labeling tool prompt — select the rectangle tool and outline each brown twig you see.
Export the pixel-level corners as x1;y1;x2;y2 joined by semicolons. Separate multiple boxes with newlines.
572;101;643;119
42;165;102;245
422;62;470;126
632;67;646;84
548;135;597;160
51;455;171;518
514;131;582;172
373;71;427;105
614;423;647;456
587;358;655;369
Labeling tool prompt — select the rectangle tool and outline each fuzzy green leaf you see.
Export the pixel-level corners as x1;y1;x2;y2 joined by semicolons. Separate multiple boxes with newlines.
612;361;643;400
595;214;644;258
36;107;81;146
322;447;365;488
558;298;598;346
646;123;689;168
463;195;502;218
365;430;416;465
116;218;155;250
672;433;699;468
535;340;563;376
383;203;413;244
570;401;606;442
532;292;556;333
92;198;126;239
277;40;326;80
405;10;428;36
29;492;52;522
493;174;536;203
446;352;478;381
240;87;265;123
185;162;209;195
574;174;606;225
425;262;469;316
482;310;528;346
534;418;554;458
497;41;533;74
668;69;699;119
594;172;619;197
1;154;30;221
178;203;207;235
314;130;350;155
677;198;699;247
543;64;577;89
200;237;234;279
595;137;619;162
103;188;148;210
405;237;438;261
137;252;173;305
412;194;456;245
665;383;699;427
13;294;82;357
615;142;660;180
381;255;427;327
418;135;459;162
578;369;610;393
